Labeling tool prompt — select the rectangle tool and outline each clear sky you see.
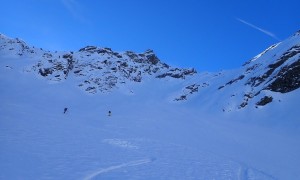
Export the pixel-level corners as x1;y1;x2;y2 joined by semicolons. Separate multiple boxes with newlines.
1;0;299;71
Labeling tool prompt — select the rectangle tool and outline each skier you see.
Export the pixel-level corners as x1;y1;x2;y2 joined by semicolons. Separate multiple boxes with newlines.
108;110;111;116
64;107;68;114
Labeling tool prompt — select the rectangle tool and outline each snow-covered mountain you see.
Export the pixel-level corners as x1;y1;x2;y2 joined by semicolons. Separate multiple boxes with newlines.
0;34;196;94
214;30;300;111
1;32;300;179
1;31;300;111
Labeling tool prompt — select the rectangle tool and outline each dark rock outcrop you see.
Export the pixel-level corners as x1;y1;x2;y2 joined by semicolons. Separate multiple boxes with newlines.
266;59;300;93
156;68;196;79
256;96;273;106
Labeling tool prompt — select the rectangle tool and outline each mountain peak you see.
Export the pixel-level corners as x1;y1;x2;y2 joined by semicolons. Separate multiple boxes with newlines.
78;46;113;54
0;34;198;95
293;29;300;36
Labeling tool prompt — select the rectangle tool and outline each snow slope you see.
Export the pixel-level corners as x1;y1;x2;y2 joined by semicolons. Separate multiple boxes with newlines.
1;32;300;179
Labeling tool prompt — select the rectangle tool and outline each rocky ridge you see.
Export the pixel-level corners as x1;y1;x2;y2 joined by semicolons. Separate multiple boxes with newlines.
0;34;196;94
216;32;300;110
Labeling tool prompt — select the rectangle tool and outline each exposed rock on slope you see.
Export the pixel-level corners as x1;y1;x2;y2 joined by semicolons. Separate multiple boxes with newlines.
0;33;196;94
215;31;300;110
1;31;300;111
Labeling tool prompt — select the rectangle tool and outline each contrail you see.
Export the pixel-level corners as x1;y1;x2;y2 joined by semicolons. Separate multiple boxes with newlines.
236;18;280;41
61;0;86;23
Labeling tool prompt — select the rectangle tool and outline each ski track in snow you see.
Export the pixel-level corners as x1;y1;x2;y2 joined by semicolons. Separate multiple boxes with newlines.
238;165;277;180
238;166;249;180
83;158;153;180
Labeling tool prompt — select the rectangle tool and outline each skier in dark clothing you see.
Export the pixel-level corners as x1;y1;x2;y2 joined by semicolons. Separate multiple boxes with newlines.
64;107;68;114
108;110;111;116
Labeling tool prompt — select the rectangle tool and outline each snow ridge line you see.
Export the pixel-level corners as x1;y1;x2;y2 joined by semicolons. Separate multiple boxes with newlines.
83;158;152;180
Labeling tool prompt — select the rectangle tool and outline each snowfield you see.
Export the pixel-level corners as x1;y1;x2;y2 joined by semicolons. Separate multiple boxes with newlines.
1;56;300;180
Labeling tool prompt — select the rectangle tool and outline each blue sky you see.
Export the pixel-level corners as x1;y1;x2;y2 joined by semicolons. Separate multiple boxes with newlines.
1;0;299;71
